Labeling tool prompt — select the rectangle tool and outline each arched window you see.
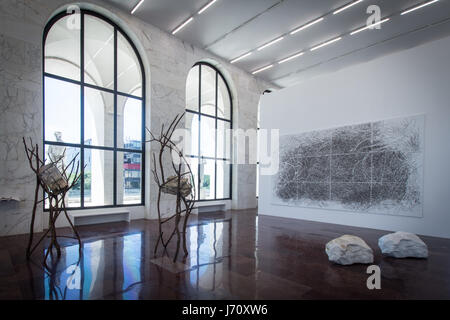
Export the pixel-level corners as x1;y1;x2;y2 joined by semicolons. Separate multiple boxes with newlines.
43;10;145;209
185;62;232;201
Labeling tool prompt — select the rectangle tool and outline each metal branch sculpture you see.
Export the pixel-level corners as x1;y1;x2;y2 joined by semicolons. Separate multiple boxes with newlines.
23;138;83;265
147;113;196;262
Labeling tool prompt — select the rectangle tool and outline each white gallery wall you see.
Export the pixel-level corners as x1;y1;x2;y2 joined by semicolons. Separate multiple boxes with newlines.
258;35;450;239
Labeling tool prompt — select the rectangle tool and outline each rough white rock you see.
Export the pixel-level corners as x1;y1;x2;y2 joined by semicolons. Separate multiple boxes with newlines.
325;235;374;265
378;231;428;258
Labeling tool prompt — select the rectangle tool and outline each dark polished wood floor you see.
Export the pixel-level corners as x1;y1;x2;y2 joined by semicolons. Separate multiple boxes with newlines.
0;209;449;300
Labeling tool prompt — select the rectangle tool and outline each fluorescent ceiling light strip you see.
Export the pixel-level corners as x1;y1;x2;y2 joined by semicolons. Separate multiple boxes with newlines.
350;18;390;35
131;0;145;15
257;37;284;51
333;0;364;15
172;17;194;34
278;52;304;64
198;0;217;14
400;0;439;15
310;37;342;51
230;52;252;64
252;65;273;75
290;17;324;35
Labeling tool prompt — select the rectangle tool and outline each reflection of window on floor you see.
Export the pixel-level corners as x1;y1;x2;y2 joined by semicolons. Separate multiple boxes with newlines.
188;219;232;291
43;10;145;209
122;233;142;299
44;239;105;300
43;233;143;300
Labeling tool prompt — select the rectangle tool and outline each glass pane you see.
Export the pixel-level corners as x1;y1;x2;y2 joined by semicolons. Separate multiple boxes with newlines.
200;65;216;116
117;152;142;204
84;87;114;147
117;32;142;97
199;159;215;200
200;116;215;158
187;157;199;201
84;15;114;89
84;149;114;207
217;120;231;159
217;75;231;119
44;77;80;144
185;112;199;156
45;15;81;81
117;95;142;150
186;65;199;112
216;161;231;199
44;145;81;208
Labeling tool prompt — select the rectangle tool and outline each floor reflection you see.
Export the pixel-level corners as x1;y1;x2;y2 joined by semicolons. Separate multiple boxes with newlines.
38;216;235;300
4;210;448;299
42;233;145;300
122;233;142;299
187;218;232;292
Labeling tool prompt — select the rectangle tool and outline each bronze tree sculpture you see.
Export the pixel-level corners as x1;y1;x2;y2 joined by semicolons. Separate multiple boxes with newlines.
147;113;196;262
23;138;83;265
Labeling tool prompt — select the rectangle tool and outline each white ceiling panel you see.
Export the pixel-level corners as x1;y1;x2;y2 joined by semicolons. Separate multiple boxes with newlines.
105;0;450;88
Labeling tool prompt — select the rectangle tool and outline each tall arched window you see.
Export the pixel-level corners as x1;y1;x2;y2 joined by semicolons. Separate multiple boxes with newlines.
43;10;145;209
185;62;232;201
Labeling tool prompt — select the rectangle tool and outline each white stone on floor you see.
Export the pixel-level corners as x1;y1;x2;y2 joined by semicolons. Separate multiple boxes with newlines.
326;235;374;265
378;231;428;258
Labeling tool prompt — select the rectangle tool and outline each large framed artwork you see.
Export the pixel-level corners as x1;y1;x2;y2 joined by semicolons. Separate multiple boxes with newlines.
271;115;425;217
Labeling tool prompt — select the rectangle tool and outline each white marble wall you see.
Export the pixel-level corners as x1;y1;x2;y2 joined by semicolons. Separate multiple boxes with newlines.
0;0;275;236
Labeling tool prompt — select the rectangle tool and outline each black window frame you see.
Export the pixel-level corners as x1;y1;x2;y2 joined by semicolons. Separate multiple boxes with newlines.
186;62;233;202
42;9;146;211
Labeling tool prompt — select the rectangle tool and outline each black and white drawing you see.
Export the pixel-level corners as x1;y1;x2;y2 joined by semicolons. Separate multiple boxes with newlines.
272;115;424;217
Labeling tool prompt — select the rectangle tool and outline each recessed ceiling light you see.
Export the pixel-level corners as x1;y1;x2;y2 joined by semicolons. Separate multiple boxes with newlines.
257;37;284;51
172;17;194;35
230;52;252;64
400;0;439;15
131;0;145;15
350;18;390;35
278;52;304;64
333;0;364;15
310;37;342;51
252;65;273;75
198;0;217;14
290;17;324;35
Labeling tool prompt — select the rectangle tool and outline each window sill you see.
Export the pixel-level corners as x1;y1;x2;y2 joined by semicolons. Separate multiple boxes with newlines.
194;200;231;213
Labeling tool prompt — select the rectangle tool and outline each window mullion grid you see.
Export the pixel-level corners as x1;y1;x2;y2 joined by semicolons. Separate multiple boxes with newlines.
187;64;234;201
113;27;118;206
140;80;146;205
228;76;233;200
214;71;218;200
185;108;230;123
43;141;141;154
43;11;146;210
43;72;142;100
197;65;201;201
80;12;85;208
186;154;229;161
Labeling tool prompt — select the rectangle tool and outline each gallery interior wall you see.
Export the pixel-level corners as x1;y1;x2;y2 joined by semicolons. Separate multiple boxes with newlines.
0;0;273;236
258;34;450;239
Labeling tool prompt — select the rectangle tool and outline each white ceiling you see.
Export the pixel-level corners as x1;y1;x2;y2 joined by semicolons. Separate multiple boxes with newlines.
106;0;450;88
